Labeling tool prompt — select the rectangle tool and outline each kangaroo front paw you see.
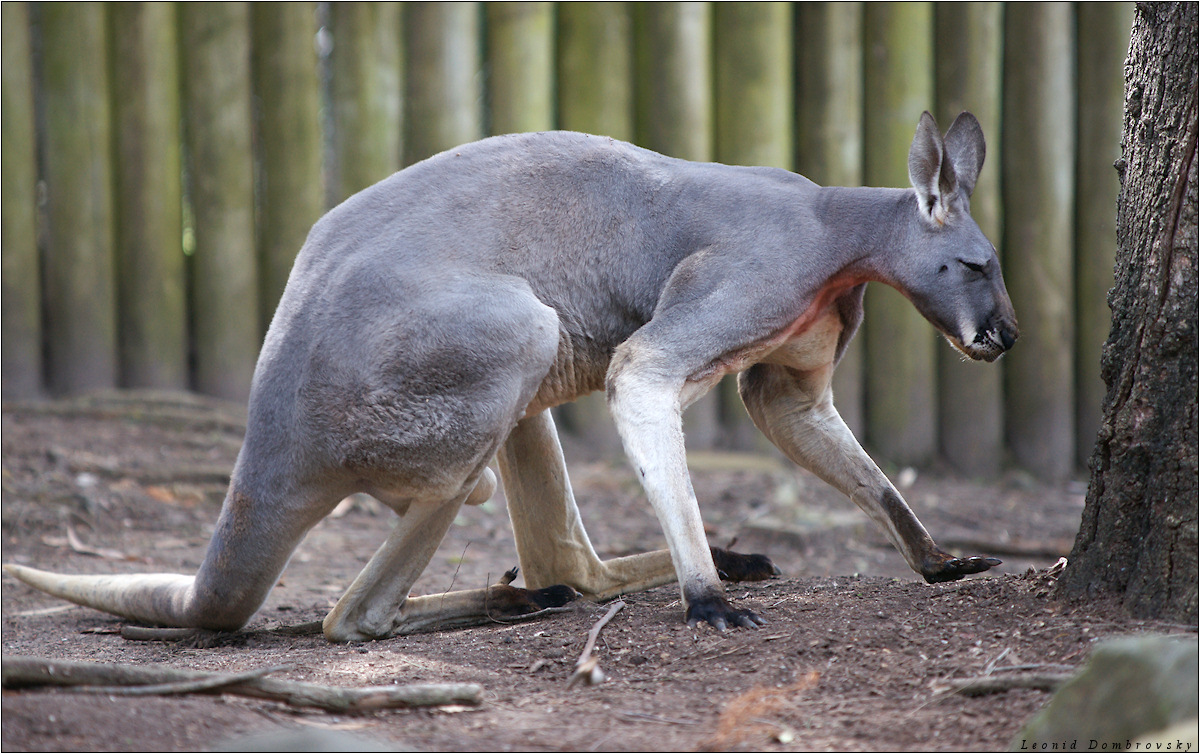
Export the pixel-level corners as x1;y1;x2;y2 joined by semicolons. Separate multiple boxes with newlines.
921;552;1002;583
684;592;765;631
710;547;782;582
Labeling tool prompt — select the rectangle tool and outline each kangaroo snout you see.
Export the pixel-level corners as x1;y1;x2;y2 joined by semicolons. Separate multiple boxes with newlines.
969;318;1018;362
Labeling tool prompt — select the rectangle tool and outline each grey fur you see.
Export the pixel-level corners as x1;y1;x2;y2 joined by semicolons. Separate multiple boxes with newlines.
4;112;1017;637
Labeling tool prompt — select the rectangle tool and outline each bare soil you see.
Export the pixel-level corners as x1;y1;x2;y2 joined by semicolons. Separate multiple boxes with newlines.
2;391;1192;752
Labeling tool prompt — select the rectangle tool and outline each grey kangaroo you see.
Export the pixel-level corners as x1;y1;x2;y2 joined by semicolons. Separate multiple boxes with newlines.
5;111;1017;640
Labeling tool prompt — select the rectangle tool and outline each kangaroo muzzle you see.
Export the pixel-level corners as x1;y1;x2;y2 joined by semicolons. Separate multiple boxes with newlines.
967;316;1019;362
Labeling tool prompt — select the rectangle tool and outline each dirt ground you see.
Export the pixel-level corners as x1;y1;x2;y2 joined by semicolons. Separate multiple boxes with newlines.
2;391;1194;752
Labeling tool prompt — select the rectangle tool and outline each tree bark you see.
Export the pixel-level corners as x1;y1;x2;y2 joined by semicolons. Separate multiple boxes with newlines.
1059;2;1198;624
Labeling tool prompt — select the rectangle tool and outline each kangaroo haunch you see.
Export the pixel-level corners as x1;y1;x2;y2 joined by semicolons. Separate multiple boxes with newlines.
5;111;1018;641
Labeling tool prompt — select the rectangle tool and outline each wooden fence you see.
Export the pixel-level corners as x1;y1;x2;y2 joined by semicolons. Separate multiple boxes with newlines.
1;2;1132;480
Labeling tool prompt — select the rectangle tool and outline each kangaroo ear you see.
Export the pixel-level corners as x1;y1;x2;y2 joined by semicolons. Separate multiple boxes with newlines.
908;111;956;225
942;112;986;198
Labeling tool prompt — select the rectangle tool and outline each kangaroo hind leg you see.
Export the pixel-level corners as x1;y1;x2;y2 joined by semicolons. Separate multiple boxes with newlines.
500;409;778;604
320;275;581;641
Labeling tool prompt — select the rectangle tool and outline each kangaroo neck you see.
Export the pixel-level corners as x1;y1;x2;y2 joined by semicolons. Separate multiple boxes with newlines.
814;185;916;286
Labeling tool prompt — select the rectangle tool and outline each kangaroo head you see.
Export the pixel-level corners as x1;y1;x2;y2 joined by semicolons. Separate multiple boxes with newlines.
896;111;1019;363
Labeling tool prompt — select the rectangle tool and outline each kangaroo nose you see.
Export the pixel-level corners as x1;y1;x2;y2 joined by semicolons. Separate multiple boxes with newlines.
1000;327;1017;351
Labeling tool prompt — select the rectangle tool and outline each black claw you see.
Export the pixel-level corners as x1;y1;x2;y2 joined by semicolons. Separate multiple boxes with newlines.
922;552;1003;583
684;591;764;630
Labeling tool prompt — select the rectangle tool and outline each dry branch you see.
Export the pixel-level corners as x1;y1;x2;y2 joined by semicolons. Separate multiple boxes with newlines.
568;599;625;688
941;672;1072;696
2;655;482;711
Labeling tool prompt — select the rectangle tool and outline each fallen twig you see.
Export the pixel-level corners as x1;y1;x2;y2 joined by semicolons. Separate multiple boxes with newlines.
2;655;482;712
939;672;1072;696
65;519;133;561
568;600;625;688
77;665;290;697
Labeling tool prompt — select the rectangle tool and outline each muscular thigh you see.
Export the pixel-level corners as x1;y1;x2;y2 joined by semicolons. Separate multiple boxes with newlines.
290;268;561;502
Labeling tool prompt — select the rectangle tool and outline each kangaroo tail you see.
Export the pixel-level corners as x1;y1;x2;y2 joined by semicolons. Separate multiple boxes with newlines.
3;563;204;628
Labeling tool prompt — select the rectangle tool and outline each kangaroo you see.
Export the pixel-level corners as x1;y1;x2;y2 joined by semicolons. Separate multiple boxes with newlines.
5;111;1017;640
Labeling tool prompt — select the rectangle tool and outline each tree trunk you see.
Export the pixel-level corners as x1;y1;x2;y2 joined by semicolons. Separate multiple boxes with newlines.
1;2;42;398
110;2;187;390
1059;2;1198;624
934;2;1004;477
1001;4;1076;481
795;2;864;437
863;2;936;467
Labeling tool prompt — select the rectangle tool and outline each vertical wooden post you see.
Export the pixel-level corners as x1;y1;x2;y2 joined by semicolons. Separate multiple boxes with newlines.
252;3;324;328
714;1;793;451
1;2;42;398
634;2;712;161
934;2;1004;476
555;1;633;449
405;2;483;165
109;2;187;390
863;2;936;466
1075;3;1133;467
39;2;118;395
557;2;633;140
487;2;554;135
330;3;403;203
1003;4;1077;480
634;2;719;448
795;2;864;436
179;2;259;402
